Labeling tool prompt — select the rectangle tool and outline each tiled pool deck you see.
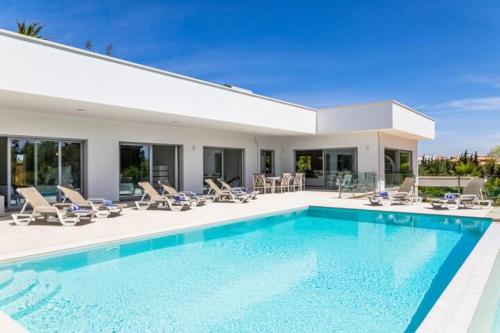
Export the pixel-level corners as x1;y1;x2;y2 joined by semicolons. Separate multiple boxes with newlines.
0;191;498;332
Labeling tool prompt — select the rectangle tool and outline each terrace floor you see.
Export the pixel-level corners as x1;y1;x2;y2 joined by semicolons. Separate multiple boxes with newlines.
0;191;494;263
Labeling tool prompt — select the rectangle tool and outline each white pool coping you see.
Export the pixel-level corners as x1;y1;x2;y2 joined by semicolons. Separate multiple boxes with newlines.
416;221;500;333
0;192;497;332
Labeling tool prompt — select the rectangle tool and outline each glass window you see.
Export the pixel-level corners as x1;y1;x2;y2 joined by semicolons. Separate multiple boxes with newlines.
399;151;412;174
10;139;35;205
152;145;181;192
120;144;151;198
295;150;324;187
324;148;357;188
223;149;243;186
9;139;83;206
260;150;274;175
61;142;82;190
0;137;7;208
203;147;223;182
384;149;397;173
384;149;413;187
203;147;243;188
36;140;59;202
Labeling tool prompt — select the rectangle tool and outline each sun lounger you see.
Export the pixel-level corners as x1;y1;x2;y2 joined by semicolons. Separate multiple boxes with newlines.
388;177;419;205
204;179;249;203
217;178;258;199
158;181;207;206
430;178;493;209
12;187;93;226
135;182;191;211
58;185;127;217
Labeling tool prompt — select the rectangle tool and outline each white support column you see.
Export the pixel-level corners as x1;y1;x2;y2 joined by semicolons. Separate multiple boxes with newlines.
377;131;385;192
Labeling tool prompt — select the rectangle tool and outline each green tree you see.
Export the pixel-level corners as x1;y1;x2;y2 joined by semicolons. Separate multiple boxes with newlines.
452;162;478;177
489;145;500;158
16;20;45;39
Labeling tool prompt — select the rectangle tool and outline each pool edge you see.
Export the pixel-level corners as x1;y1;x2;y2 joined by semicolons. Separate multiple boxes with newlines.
416;221;500;333
0;205;310;265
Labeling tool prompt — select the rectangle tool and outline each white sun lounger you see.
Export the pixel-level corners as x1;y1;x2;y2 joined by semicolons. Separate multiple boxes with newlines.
390;177;419;205
430;178;493;209
12;187;90;226
58;185;127;217
204;178;250;203
135;182;191;211
217;178;258;199
158;181;207;206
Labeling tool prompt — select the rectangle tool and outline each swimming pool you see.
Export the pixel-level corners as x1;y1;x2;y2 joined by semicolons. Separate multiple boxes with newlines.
0;207;491;332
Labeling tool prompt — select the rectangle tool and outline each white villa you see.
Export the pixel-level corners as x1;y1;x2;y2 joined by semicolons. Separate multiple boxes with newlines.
0;28;434;210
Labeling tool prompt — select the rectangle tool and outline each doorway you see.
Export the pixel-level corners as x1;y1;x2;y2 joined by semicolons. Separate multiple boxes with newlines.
5;137;83;208
294;148;358;188
384;148;413;187
119;143;182;199
203;147;244;189
260;150;275;176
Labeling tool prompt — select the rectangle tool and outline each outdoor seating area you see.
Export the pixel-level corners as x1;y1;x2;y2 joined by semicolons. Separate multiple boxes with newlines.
252;173;305;194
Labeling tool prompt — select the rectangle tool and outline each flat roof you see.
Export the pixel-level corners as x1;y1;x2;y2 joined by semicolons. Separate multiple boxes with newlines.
1;29;435;126
0;29;315;112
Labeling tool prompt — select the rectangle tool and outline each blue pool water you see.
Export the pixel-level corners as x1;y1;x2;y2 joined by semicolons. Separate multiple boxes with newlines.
0;207;491;333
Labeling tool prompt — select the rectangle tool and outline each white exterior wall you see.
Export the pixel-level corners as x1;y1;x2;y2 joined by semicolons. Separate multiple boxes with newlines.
0;108;283;200
317;102;392;134
392;103;435;140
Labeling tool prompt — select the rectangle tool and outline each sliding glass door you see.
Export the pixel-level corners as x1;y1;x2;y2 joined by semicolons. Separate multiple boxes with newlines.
119;143;182;199
260;150;274;176
119;144;151;198
61;142;82;190
0;137;7;209
324;148;357;187
385;148;413;187
36;141;59;200
9;138;83;207
295;148;358;188
295;150;324;187
203;147;244;188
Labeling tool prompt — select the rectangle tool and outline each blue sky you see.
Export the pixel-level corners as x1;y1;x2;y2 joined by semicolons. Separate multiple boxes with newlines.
1;0;499;155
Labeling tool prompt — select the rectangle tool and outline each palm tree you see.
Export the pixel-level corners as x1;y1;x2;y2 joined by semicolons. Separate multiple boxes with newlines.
16;20;45;39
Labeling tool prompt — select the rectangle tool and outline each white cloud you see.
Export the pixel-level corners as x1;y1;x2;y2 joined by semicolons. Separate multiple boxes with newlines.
461;74;500;88
422;96;500;113
443;96;500;111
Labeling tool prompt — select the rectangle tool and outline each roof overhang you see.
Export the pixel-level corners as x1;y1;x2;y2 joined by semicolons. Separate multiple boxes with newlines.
316;100;435;140
0;29;316;136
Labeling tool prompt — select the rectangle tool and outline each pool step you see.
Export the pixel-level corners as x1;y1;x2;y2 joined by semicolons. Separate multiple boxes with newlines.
4;271;61;320
0;270;14;289
0;270;38;307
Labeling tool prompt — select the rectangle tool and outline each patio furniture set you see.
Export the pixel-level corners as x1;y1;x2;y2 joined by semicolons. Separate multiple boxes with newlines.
252;173;305;194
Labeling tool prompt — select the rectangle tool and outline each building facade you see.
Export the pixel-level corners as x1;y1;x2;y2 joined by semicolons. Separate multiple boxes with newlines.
0;29;435;209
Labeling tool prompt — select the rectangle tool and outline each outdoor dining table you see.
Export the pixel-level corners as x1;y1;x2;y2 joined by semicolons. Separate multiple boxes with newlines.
265;176;282;193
